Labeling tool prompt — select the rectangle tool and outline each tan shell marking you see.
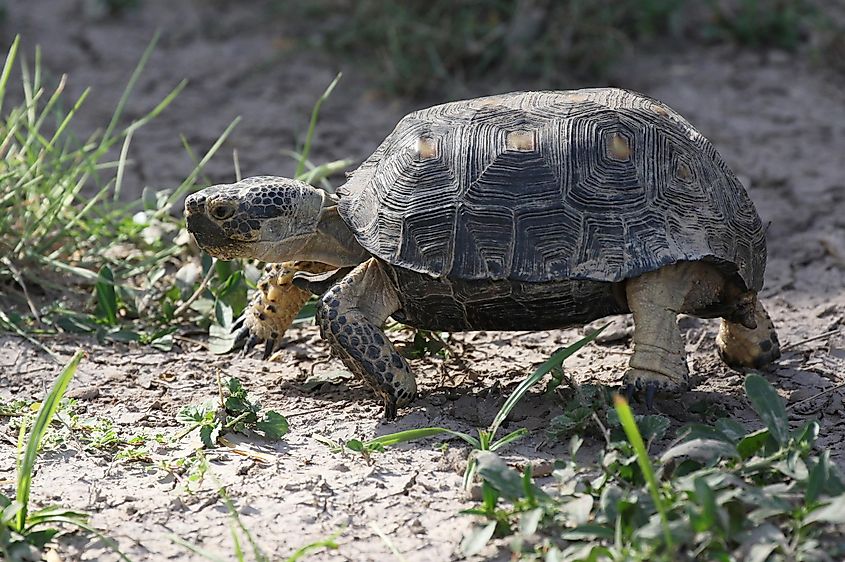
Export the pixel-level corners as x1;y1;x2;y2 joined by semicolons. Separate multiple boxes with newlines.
607;132;632;161
652;104;670;117
415;136;439;159
677;161;691;180
506;130;536;152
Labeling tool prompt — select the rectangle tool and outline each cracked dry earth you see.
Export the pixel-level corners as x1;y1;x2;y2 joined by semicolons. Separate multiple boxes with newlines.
3;2;845;561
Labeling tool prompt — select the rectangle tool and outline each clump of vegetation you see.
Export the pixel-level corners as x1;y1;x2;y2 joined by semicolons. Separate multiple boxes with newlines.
296;0;682;96
461;374;845;559
706;0;813;49
1;351;130;562
315;328;604;484
176;377;289;448
294;0;817;96
0;34;241;349
0;33;346;354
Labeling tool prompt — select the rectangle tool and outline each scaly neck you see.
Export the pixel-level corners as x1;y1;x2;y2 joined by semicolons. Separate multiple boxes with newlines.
296;206;370;267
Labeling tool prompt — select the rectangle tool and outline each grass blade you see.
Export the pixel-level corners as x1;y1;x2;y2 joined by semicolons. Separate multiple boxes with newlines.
294;73;341;178
0;35;21;114
488;326;605;439
366;427;479;449
613;394;674;550
15;350;84;530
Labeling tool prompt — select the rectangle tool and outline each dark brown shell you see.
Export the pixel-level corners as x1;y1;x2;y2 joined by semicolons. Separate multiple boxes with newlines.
338;88;766;291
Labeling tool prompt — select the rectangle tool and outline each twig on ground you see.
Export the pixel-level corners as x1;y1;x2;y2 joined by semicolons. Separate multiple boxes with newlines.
786;381;845;411
781;328;841;352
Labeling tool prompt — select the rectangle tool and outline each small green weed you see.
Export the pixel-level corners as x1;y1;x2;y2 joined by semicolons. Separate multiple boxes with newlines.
462;374;845;560
1;351;131;561
177;377;289;448
315;328;605;487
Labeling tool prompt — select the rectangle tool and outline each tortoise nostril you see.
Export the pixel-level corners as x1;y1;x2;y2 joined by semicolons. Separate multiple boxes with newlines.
185;194;207;215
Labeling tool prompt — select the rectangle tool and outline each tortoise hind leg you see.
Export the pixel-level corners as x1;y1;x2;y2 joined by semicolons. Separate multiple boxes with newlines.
717;301;781;369
316;258;417;419
622;264;693;401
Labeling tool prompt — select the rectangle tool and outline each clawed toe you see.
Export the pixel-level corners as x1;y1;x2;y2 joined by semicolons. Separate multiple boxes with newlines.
383;399;398;421
621;368;687;411
262;338;276;360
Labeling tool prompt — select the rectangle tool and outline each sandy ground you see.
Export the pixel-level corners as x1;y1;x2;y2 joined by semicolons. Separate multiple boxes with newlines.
2;1;845;561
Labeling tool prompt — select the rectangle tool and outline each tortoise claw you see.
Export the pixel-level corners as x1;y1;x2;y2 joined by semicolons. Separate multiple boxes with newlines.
230;315;246;333
645;382;658;411
262;338;276;360
383;399;398;421
243;335;260;356
232;326;250;350
624;383;636;404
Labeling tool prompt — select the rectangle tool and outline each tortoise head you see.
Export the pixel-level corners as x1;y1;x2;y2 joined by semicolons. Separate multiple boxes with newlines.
185;176;328;261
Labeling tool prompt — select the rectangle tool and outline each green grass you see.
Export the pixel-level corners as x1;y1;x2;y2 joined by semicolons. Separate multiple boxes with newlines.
315;327;606;488
460;374;845;560
294;0;816;97
1;351;131;561
0;34;240;349
0;35;347;352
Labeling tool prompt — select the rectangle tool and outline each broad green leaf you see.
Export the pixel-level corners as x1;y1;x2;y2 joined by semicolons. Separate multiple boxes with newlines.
346;439;364;452
560;524;615;541
715;418;748;442
804;493;845;524
519;507;543;536
693;477;719;531
476;451;525;500
805;452;828;504
637;415;670;443
208;323;238;354
559;495;594;526
257;411;289;440
199;425;219;449
460;520;496;557
744;374;788;445
737;428;771;459
660;438;739;463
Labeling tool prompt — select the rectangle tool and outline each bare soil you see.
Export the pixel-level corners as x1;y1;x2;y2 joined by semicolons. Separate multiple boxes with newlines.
2;1;845;561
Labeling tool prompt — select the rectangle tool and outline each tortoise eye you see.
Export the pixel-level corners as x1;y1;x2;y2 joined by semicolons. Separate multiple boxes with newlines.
209;202;236;221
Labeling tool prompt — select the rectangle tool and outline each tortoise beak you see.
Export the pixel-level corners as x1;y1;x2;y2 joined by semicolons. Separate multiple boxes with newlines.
186;212;240;258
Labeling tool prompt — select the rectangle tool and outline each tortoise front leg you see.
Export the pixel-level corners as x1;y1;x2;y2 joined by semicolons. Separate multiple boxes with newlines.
234;261;335;358
316;258;417;419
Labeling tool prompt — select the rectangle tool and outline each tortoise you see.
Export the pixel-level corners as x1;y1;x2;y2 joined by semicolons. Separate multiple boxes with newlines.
185;88;780;419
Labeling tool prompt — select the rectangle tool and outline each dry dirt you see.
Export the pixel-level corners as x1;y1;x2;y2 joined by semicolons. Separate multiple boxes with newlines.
2;2;845;561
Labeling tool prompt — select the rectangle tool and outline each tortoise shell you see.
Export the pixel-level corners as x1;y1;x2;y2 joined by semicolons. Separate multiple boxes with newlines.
338;88;766;294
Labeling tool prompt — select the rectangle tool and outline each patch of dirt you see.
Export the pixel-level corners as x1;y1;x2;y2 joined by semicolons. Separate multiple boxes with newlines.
2;1;845;561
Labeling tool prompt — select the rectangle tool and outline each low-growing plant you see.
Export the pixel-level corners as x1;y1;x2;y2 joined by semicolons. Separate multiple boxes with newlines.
0;34;239;346
705;0;814;50
314;327;605;488
462;374;845;560
176;377;289;448
0;351;131;561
